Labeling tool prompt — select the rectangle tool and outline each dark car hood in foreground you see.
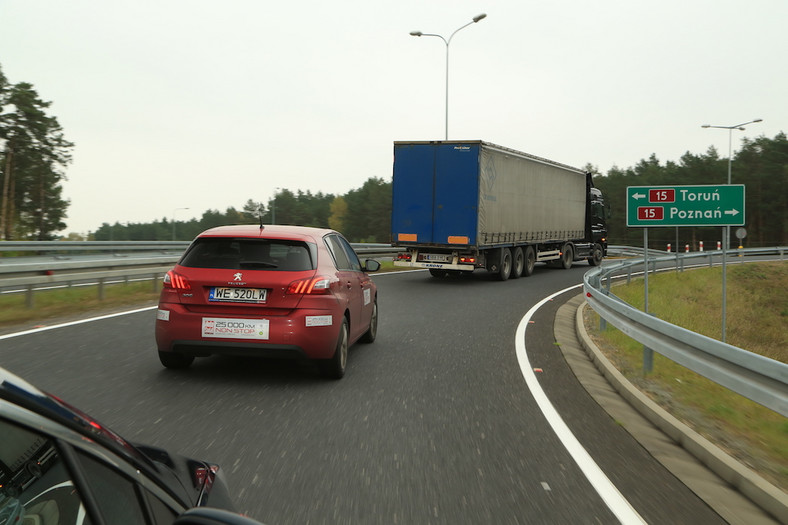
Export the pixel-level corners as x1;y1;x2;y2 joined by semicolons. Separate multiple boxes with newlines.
135;443;236;511
0;368;235;511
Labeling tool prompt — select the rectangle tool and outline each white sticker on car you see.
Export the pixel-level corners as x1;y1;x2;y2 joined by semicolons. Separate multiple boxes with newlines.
201;317;269;339
363;288;371;306
305;315;333;327
157;309;170;321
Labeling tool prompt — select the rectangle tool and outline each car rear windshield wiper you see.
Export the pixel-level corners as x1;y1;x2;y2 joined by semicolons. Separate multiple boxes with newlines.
239;260;279;269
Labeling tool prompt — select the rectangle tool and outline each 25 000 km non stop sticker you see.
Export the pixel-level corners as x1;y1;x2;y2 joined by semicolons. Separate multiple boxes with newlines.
201;317;269;340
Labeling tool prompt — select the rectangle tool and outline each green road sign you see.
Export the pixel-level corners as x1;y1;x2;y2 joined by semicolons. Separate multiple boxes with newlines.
626;185;745;227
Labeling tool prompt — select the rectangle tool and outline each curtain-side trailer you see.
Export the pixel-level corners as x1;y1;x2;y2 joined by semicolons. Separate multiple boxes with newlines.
391;140;607;280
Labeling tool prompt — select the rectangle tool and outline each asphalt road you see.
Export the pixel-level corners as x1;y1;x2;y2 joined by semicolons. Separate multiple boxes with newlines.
0;264;727;524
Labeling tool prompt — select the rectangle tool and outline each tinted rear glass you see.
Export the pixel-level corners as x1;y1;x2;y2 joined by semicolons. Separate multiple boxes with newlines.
180;238;315;271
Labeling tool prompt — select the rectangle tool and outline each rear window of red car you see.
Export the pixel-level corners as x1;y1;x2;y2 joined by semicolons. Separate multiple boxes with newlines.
179;238;315;271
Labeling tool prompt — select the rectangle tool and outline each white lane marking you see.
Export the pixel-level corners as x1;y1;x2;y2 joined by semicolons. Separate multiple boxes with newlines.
515;284;646;524
0;306;157;340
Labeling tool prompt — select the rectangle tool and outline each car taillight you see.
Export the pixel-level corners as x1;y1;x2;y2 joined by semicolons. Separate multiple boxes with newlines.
397;253;412;261
163;270;191;290
287;276;332;295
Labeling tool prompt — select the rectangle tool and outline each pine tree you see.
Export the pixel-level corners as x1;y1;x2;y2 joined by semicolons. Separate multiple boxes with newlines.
0;73;73;240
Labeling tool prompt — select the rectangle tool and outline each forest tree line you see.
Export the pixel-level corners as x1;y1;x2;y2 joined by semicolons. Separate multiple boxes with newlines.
2;64;786;246
96;132;787;248
590;132;788;249
92;176;392;243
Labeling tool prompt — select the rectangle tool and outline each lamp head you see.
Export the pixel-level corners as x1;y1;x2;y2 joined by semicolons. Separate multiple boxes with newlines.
410;31;423;37
473;13;487;23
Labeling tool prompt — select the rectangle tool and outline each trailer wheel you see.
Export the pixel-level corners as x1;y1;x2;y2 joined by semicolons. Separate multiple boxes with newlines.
496;248;512;281
587;244;604;266
429;269;448;278
523;246;536;276
511;247;524;279
560;244;574;269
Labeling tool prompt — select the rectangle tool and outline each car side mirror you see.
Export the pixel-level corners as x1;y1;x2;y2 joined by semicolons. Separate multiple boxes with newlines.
364;259;381;272
174;507;266;525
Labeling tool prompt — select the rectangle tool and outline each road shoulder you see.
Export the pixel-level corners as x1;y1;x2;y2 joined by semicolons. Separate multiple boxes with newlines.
554;293;787;525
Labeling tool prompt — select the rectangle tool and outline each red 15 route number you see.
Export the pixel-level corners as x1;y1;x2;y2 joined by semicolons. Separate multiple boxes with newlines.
649;189;675;202
638;207;664;220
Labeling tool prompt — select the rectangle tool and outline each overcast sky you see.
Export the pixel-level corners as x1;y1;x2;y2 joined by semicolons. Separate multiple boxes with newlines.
1;0;785;235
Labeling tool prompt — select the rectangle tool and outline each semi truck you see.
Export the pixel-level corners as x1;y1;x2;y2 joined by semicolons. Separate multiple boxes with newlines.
391;140;607;280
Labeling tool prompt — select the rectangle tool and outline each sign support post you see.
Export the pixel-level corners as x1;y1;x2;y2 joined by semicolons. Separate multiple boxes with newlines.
722;226;728;342
643;228;653;374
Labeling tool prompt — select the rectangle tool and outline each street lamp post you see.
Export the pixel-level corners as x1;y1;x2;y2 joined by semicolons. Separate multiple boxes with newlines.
701;119;763;185
410;13;487;140
701;118;762;342
172;207;190;240
271;187;280;224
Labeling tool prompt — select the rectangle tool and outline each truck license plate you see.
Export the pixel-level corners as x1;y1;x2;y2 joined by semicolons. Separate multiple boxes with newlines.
420;254;450;262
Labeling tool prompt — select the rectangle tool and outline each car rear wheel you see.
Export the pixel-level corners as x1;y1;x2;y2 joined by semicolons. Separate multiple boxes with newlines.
318;317;348;379
159;351;194;369
360;300;378;343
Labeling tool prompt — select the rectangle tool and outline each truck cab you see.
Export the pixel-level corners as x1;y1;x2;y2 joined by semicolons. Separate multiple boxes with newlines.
588;186;608;260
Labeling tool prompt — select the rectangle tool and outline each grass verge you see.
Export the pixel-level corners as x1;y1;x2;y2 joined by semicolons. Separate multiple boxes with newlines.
584;261;787;490
0;280;161;329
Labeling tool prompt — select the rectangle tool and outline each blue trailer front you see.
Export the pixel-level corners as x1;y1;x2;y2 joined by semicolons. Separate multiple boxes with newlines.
391;141;482;272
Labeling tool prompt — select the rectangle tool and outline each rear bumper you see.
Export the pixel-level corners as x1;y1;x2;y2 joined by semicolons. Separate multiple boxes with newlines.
393;260;476;271
155;303;341;360
166;340;309;359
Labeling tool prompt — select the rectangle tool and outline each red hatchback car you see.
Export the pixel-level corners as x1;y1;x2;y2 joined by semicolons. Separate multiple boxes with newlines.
155;225;380;378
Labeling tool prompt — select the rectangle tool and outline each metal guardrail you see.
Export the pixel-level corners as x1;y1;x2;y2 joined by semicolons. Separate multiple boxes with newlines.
0;243;400;276
0;254;183;276
0;242;402;306
0;241;189;276
583;246;788;417
4;266;172;306
0;241;191;252
0;240;398;255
